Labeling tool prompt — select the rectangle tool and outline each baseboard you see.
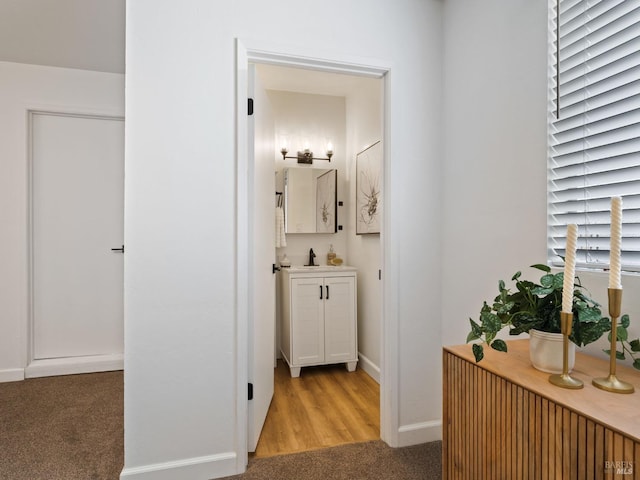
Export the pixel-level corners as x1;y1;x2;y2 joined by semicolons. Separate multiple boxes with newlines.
357;352;380;384
120;451;237;480
0;368;25;383
25;353;124;378
397;420;442;447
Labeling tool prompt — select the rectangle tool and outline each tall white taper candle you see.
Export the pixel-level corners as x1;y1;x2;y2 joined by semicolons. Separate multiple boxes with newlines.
562;223;578;314
609;196;622;289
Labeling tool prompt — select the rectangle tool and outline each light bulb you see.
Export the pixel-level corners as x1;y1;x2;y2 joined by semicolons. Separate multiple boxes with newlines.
326;142;333;154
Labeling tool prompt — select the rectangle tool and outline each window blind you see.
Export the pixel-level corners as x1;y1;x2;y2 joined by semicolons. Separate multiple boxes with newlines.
549;0;640;271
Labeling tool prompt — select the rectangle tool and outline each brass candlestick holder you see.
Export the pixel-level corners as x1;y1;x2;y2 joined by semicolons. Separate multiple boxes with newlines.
592;288;635;394
549;312;584;389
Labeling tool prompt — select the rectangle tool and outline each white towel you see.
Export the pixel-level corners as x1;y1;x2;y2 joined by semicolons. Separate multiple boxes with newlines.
275;206;287;248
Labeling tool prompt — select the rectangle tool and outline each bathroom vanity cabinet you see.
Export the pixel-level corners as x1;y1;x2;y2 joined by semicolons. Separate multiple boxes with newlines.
280;266;358;377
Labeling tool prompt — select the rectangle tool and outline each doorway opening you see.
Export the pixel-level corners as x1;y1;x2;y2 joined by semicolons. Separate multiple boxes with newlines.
249;63;384;453
235;41;393;472
254;63;384;458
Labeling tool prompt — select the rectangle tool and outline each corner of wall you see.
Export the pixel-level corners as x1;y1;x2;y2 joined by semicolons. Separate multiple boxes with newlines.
397;420;442;447
357;352;380;383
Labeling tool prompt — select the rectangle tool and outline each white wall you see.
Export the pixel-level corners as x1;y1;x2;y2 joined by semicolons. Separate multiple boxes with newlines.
124;0;443;478
346;79;384;381
441;0;640;364
441;0;549;347
0;61;124;382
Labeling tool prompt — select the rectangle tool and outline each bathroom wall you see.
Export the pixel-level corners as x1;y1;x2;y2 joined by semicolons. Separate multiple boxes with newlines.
346;79;384;382
269;90;348;268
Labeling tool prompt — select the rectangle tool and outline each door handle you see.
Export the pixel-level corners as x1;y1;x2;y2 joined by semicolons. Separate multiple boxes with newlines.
326;285;329;300
272;263;281;274
320;285;323;300
111;245;125;253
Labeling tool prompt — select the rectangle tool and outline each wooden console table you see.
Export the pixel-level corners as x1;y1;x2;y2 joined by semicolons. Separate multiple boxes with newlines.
443;340;640;479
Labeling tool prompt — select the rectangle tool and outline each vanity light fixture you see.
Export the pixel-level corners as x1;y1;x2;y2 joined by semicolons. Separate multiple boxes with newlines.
280;142;334;164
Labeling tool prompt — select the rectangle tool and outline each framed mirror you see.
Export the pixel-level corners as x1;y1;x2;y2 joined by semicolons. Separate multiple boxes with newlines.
283;167;337;233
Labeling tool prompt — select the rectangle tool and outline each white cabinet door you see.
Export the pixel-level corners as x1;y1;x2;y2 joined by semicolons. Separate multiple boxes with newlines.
291;277;325;365
324;276;356;363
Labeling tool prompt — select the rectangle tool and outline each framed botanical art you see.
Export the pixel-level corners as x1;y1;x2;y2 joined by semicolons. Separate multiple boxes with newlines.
356;141;382;234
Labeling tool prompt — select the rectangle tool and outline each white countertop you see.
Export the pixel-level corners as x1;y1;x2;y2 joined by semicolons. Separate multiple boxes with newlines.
283;265;356;273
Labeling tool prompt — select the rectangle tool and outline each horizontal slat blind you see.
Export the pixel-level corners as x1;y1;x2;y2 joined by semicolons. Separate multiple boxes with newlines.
549;0;640;271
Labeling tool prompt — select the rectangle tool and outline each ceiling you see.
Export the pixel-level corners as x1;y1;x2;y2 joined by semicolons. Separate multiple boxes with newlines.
0;1;378;94
256;64;381;97
0;0;125;74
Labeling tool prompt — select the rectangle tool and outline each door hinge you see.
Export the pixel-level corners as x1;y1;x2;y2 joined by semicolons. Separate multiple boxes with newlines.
248;98;254;116
248;382;253;401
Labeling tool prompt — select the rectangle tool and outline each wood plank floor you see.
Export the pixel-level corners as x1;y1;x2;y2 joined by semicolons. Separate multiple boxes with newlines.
253;360;380;458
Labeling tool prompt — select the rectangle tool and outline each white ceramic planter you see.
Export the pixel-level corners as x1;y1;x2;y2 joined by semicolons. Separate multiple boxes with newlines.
529;329;575;374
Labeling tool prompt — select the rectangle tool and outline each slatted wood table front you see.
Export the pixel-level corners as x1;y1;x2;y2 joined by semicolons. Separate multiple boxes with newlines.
443;340;640;480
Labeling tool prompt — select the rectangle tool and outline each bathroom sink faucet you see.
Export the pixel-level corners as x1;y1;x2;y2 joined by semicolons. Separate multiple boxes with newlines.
307;248;316;266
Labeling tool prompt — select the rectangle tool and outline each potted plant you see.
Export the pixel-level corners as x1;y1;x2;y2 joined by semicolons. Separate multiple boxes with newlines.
466;264;640;372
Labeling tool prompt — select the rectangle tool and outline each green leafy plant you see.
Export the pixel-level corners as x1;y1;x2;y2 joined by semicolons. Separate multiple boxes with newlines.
605;314;640;370
466;264;639;369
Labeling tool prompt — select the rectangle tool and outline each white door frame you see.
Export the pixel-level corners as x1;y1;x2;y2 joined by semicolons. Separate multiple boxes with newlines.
235;38;397;472
26;108;125;378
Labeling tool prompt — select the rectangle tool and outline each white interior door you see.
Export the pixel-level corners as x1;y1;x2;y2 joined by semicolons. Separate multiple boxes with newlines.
30;112;124;373
248;65;276;452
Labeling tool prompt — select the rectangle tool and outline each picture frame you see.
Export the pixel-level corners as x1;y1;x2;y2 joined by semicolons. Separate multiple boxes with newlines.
356;141;382;234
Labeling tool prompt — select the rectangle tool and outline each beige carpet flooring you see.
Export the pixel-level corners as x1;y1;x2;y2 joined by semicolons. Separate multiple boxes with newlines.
0;371;124;480
229;440;442;480
0;371;441;480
